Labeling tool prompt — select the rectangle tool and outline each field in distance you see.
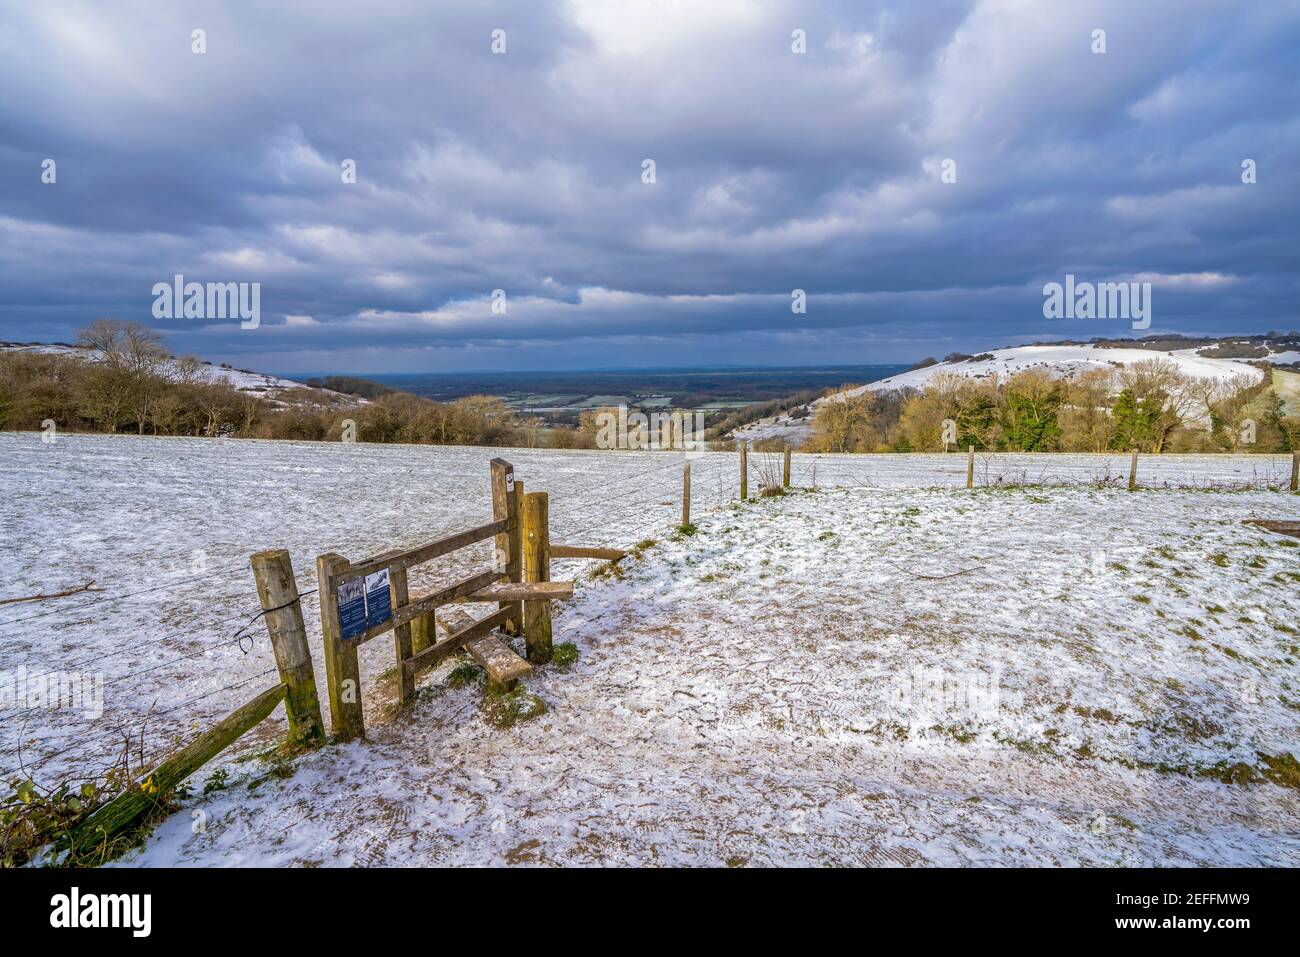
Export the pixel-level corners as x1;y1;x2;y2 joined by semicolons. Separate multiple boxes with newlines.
355;366;910;419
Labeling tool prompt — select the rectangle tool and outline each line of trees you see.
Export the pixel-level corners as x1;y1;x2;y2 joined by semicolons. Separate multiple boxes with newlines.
0;321;527;447
805;361;1296;453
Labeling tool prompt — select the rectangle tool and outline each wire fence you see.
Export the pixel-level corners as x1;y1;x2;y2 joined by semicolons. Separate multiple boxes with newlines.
0;557;304;786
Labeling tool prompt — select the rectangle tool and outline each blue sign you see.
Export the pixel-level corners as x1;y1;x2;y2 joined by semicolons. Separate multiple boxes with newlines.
364;569;392;629
337;577;367;641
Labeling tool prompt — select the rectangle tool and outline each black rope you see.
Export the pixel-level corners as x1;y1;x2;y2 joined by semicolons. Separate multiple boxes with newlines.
231;589;318;653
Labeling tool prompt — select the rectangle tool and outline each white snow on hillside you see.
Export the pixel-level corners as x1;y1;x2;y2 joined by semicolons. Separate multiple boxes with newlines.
732;343;1269;446
2;434;1298;865
857;344;1263;396
0;343;349;404
1263;350;1300;365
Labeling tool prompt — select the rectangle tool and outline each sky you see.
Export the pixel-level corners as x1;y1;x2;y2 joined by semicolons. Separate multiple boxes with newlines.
0;0;1297;373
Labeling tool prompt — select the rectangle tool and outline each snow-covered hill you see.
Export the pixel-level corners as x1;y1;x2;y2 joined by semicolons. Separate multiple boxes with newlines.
0;342;351;406
733;343;1273;446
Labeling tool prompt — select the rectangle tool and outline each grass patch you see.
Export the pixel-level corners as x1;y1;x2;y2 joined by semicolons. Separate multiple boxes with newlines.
482;685;547;729
1258;752;1300;790
5;761;202;868
447;663;485;688
202;768;230;795
550;641;579;668
1196;761;1258;786
1074;706;1120;723
589;560;625;582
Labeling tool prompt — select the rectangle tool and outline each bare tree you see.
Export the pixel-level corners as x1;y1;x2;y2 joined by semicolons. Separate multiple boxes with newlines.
75;320;174;434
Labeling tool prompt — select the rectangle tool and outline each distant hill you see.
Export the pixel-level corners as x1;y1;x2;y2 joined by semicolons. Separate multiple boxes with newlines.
0;341;358;407
731;334;1299;447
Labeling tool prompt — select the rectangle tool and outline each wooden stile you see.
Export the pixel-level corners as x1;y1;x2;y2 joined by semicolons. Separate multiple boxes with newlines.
306;460;573;748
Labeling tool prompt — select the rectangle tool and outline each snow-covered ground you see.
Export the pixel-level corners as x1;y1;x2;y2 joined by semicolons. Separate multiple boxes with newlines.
732;343;1269;446
3;433;1298;865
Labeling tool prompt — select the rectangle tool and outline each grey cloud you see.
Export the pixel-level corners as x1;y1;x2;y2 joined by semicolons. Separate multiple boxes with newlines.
0;0;1297;370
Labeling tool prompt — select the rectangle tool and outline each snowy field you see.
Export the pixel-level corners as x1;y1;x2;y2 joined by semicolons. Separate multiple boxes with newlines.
2;433;1299;865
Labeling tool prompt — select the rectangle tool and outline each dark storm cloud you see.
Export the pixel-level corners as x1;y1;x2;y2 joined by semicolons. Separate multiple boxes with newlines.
0;0;1296;371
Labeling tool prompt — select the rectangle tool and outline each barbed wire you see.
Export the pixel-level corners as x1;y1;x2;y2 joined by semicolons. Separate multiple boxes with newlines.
2;581;319;710
1;665;283;783
0;566;248;629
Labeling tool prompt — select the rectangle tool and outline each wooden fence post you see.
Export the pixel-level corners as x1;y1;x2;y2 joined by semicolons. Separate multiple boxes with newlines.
490;458;522;636
682;463;691;528
783;448;791;488
1128;448;1139;491
1291;450;1298;492
740;444;748;500
390;566;415;705
411;610;435;656
249;549;324;747
514;480;525;581
317;552;364;740
523;491;553;664
967;445;974;490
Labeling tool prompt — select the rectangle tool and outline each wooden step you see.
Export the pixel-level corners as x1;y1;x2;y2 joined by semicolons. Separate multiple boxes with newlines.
401;606;511;677
441;608;531;692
